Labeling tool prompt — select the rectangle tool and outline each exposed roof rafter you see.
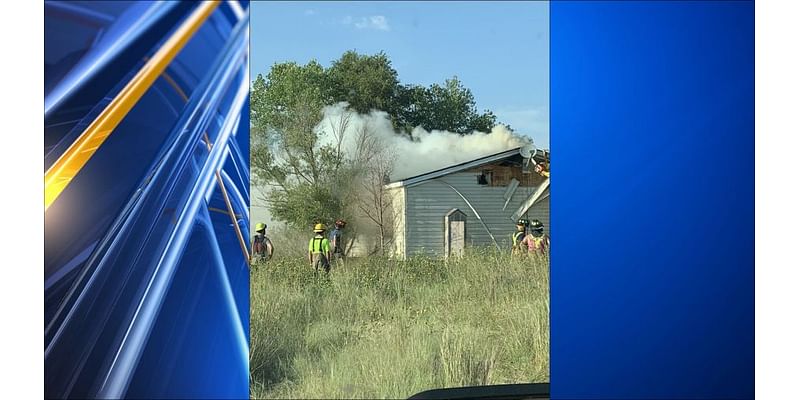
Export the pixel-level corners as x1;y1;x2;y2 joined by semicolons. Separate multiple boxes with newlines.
385;146;549;189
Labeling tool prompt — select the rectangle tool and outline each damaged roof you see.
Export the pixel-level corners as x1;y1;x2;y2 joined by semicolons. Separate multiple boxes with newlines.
385;146;549;188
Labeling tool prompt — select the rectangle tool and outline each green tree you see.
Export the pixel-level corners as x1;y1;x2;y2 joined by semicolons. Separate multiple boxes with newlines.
394;84;430;134
396;77;498;134
250;61;347;229
251;52;508;230
327;50;400;115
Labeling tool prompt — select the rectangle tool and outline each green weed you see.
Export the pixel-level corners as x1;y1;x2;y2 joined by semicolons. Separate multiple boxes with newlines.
250;249;549;399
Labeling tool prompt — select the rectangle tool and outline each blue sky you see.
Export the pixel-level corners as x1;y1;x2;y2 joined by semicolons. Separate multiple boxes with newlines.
250;1;550;148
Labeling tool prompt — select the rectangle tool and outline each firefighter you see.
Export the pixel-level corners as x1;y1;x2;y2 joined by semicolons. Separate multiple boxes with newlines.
330;219;347;266
251;222;273;263
521;219;550;256
534;162;550;178
308;223;332;273
512;219;528;255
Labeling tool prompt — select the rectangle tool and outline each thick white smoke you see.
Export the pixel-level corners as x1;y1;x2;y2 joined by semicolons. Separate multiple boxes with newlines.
315;103;531;181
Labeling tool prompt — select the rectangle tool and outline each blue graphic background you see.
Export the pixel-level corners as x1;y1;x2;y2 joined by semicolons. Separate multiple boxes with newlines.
551;1;754;398
44;2;250;398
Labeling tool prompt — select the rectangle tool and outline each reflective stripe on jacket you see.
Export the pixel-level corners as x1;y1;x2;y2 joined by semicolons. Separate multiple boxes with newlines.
308;235;331;254
512;231;525;246
522;234;550;253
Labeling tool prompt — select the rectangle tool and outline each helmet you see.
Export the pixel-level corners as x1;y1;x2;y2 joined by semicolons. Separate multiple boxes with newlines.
530;219;544;230
516;218;529;226
313;223;326;233
255;222;267;232
335;219;346;227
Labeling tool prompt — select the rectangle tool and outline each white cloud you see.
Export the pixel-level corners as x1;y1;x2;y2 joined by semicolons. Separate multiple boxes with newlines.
304;9;316;16
342;15;390;31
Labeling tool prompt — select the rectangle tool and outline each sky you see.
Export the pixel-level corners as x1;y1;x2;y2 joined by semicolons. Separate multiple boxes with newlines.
250;1;550;148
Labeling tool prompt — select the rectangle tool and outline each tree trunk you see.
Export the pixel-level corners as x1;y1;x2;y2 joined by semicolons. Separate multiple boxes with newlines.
379;224;385;255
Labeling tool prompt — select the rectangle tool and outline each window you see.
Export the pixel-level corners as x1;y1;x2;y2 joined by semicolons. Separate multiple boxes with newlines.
477;170;492;185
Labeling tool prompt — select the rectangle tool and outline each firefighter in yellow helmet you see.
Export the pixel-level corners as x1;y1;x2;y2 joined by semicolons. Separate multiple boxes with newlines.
308;223;332;273
251;222;273;263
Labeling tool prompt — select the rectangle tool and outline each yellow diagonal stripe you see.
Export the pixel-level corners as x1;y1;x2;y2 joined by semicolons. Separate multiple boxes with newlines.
44;1;220;211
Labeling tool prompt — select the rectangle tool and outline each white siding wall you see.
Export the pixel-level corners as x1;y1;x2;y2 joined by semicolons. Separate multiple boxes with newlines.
387;186;407;258
404;172;550;257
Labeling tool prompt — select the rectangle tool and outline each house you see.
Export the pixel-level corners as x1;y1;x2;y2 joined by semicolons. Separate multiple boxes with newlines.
384;146;550;259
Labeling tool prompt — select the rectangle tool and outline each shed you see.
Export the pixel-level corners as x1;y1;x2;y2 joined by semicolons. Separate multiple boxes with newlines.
384;147;550;259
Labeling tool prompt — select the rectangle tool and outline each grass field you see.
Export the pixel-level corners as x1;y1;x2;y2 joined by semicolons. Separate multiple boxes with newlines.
249;249;549;399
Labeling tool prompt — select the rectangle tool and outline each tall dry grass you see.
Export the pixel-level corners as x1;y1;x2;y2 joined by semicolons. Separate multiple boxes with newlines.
250;248;549;399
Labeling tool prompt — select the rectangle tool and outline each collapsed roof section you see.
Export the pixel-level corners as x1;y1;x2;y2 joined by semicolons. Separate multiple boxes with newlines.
385;146;550;189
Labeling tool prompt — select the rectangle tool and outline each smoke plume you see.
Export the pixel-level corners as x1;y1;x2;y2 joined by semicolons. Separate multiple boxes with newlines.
316;103;531;181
